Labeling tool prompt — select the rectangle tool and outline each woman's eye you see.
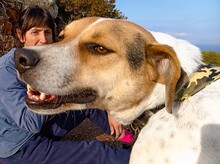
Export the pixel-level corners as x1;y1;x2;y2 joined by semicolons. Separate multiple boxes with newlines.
45;31;51;34
32;31;38;34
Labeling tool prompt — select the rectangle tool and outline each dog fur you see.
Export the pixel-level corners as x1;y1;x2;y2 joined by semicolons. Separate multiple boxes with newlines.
15;17;220;164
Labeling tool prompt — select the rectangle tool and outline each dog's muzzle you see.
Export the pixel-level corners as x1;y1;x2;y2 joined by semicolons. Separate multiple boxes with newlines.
14;48;97;110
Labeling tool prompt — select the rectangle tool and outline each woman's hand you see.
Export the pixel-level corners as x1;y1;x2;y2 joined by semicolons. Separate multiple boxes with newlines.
107;112;124;139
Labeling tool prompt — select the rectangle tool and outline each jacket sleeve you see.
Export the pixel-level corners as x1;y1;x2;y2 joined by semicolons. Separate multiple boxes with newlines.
0;64;47;133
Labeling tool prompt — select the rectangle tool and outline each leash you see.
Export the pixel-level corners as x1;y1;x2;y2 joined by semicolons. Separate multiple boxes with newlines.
127;64;220;139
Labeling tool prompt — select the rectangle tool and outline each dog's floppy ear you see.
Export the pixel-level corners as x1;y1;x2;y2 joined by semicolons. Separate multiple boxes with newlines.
146;44;182;113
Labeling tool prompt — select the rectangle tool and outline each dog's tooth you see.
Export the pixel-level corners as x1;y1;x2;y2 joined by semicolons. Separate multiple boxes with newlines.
27;84;37;92
40;93;46;101
27;84;32;91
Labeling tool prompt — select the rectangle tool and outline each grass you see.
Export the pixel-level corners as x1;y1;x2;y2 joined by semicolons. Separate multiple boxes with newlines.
202;51;220;66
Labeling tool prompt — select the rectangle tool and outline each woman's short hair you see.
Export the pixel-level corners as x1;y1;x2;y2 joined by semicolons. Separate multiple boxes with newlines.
15;5;56;47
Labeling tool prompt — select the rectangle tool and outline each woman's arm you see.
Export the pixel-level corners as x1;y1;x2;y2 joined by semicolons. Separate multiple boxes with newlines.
0;64;47;133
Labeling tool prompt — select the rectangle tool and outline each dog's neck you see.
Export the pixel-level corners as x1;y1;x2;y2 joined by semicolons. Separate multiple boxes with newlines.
113;64;220;125
127;64;220;131
109;83;166;125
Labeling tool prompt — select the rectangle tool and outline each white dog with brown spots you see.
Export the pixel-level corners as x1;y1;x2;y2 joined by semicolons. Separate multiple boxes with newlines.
15;17;220;164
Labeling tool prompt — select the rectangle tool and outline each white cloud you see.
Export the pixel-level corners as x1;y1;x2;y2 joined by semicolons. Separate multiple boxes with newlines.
170;32;190;37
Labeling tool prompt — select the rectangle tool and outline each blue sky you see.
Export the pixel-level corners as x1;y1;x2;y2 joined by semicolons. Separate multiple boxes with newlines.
115;0;220;52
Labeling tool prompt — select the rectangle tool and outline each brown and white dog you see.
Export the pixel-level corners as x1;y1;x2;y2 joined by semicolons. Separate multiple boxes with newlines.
14;17;220;164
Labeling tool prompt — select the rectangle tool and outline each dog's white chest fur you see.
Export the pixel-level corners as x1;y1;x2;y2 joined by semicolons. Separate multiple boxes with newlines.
130;80;220;164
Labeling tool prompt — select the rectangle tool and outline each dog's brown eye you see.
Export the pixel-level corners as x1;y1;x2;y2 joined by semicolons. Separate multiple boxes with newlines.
87;43;113;55
94;46;108;54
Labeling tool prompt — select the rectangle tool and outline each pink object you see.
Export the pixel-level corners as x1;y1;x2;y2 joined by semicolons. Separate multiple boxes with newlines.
119;130;134;143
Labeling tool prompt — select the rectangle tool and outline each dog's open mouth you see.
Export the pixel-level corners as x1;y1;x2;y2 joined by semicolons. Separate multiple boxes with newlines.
25;85;97;110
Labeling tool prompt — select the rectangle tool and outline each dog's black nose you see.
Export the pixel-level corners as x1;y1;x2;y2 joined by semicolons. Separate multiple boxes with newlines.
14;48;39;74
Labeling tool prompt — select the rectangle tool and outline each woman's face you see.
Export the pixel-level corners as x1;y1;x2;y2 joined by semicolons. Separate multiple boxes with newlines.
20;26;53;47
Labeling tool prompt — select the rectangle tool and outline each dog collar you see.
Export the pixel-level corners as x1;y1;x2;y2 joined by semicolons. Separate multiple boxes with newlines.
128;64;220;138
175;64;220;101
127;103;165;139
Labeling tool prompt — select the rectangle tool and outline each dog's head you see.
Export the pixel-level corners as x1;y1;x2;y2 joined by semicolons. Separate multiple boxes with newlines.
15;17;186;124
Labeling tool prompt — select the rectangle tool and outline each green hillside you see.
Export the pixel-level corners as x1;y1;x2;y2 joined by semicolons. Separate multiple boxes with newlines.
202;51;220;66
